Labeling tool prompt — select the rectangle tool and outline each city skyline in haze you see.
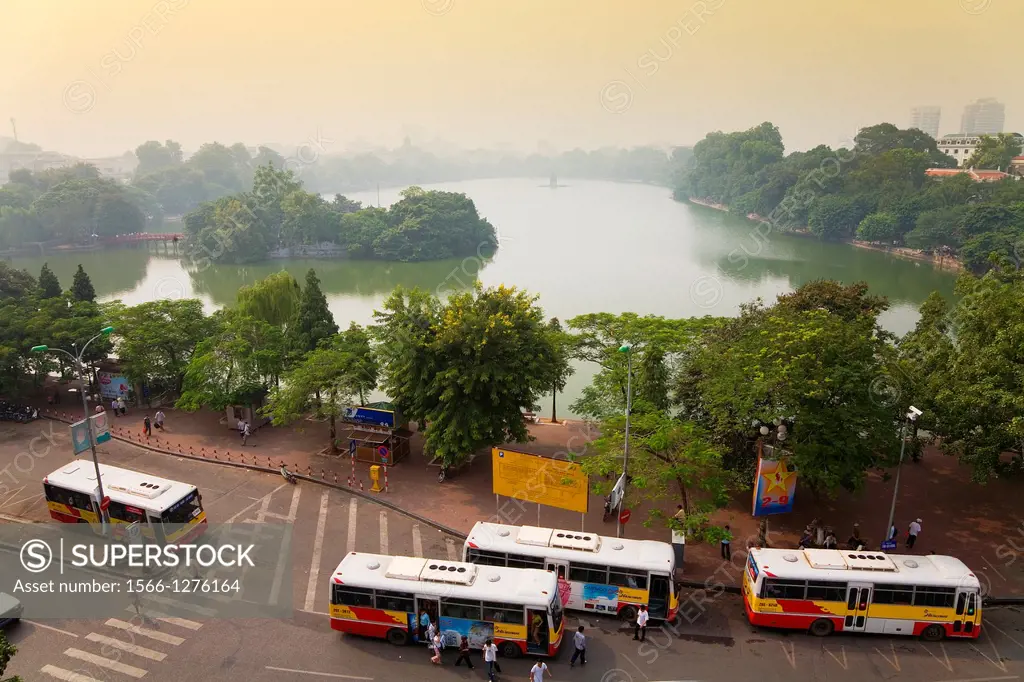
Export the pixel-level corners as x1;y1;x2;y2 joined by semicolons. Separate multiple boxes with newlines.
2;0;1022;158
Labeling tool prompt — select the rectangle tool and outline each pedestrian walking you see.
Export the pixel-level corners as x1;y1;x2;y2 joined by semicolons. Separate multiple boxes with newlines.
418;610;430;640
824;529;838;549
242;421;251;446
721;524;732;560
529;659;551;682
154;410;165;430
633;604;649;642
430;632;443;665
887;524;897;542
94;404;104;414
111;399;118;416
483;638;499;681
117;396;126;415
907;518;922;549
847;523;864;550
427;620;437;643
569;625;586;667
143;415;152;438
454;635;475;668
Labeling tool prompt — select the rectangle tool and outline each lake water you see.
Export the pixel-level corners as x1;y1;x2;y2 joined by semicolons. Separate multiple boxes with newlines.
7;178;957;417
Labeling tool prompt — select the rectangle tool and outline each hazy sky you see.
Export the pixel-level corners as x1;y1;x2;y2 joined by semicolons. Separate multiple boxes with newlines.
2;0;1021;158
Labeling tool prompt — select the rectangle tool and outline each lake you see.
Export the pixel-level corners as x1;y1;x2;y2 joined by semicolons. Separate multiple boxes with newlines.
7;178;957;417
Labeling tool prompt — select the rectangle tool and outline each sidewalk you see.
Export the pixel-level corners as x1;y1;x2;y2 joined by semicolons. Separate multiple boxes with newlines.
33;385;1024;597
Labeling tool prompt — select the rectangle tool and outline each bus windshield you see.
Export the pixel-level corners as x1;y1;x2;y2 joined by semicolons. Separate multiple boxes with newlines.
162;490;201;525
550;594;563;633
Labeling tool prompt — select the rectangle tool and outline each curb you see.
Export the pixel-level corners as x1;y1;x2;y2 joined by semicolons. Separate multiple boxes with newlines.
39;413;467;541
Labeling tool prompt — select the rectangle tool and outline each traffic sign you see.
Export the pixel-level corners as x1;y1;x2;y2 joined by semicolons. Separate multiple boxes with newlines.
378;446;390;463
126;522;141;541
100;496;110;511
619;508;632;524
881;540;897;551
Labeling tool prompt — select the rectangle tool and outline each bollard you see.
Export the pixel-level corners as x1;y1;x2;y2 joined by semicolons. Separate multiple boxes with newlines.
334;472;338;484
383;464;388;493
321;469;325;479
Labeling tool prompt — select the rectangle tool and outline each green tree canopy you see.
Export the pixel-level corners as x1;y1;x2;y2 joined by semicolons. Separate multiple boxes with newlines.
1;629;23;682
235;271;301;327
856;212;900;242
965;133;1024;171
71;264;96;302
38;263;61;298
372;284;558;466
289;269;338;354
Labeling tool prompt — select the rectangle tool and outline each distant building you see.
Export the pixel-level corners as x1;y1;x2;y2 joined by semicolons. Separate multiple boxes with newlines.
937;132;1023;167
960;98;1005;135
0;149;136;183
910;106;941;139
925;167;1012;182
1010;156;1024;178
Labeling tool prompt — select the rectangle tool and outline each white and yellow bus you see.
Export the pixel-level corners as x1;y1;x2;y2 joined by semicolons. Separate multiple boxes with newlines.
463;522;678;622
43;461;207;544
329;552;564;658
743;547;982;641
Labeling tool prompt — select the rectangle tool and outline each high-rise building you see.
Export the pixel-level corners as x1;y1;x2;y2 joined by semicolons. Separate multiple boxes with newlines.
961;98;1005;135
910;106;941;139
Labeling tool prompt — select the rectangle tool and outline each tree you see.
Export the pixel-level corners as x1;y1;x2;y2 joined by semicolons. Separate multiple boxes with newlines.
134;140;184;177
1;629;23;682
584;411;734;539
38;263;61;298
263;337;363;452
289;269;338;354
94;193;146;236
904;206;968;250
71;264;96;302
856;212;899;242
965;133;1024;171
177;310;286;412
337;322;378;405
106;299;217;393
253;145;285;169
372;284;558;466
545;318;576;423
684;282;899;493
235;271;301;327
808;195;873;240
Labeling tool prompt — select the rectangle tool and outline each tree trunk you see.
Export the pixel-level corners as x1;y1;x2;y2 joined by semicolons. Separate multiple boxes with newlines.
550;383;557;424
675;477;690;512
329;390;338;453
359;387;365;406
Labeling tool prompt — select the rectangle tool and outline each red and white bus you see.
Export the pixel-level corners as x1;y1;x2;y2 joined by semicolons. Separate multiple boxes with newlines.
329;552;564;658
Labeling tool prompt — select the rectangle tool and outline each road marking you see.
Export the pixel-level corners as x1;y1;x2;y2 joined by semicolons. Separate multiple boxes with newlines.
62;648;148;678
445;536;457;561
622;653;651;681
286;484;302;521
300;610;330;617
346;497;357;553
304;490;331;612
23;620;79;637
141;594;217;617
379;511;388;555
987;621;1024;650
122;608;202;631
412;524;423;558
85;633;167;661
40;665;103;682
933;677;1019;682
264;666;373;680
0;511;34;523
921;642;953;672
104;619;185;646
224;483;288;523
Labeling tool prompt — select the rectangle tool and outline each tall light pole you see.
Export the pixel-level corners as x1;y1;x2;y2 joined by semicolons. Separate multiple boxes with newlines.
885;406;921;546
32;326;115;528
616;343;632;539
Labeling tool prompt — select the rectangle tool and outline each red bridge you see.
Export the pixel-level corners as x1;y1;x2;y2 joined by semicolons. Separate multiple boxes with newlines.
101;233;183;245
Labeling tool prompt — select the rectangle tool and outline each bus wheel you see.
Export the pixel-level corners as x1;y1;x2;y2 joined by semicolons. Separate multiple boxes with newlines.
499;641;521;658
619;605;637;623
809;618;834;637
920;624;945;642
386;628;409;646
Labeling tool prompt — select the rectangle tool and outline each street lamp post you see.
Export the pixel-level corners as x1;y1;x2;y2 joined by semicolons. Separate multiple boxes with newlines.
616;343;632;539
32;326;115;529
884;406;921;545
755;419;788;547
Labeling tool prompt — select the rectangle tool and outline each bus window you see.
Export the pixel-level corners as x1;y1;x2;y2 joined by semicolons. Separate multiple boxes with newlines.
467;549;507;566
47;485;93;511
507;553;545;570
609;568;648;590
805;581;847;602
332;585;374;607
872;584;913;605
549;594;563;634
483;601;525;624
107;500;147;525
955;593;966;615
966;593;976;617
913;586;955;608
568;562;609;585
762;579;806;600
375;590;415;613
162;490;201;525
441;599;482;621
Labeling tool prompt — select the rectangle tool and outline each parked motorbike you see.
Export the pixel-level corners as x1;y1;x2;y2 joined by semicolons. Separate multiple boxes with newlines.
280;466;297;484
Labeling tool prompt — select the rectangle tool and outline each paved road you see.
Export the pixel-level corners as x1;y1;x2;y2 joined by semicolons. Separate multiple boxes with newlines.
3;422;1024;682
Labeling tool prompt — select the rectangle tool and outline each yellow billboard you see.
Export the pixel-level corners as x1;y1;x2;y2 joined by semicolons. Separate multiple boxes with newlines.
491;448;589;514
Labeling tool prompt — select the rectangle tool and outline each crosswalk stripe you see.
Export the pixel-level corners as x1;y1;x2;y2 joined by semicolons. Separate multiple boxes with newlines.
63;648;148;678
412;524;423;558
304;490;331;612
40;665;103;682
346;497;357;553
104;619;185;646
379;511;388;555
84;633;167;662
123;608;202;631
140;595;217;617
446;536;458;561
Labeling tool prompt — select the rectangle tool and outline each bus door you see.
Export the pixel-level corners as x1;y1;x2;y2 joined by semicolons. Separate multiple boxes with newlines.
648;573;671;620
416;596;439;642
844;583;872;632
954;589;979;635
545;559;568;581
527;608;548;654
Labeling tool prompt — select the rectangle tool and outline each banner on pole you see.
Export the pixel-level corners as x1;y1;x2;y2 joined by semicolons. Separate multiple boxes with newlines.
752;455;797;517
70;419;91;455
90;411;111;444
491;448;588;514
